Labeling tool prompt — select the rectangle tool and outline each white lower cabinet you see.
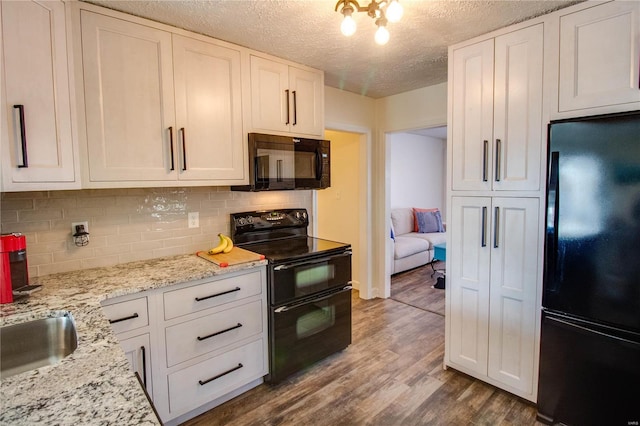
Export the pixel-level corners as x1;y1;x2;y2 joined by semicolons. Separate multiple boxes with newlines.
167;338;265;414
101;266;267;425
118;333;153;399
446;196;540;400
101;295;153;397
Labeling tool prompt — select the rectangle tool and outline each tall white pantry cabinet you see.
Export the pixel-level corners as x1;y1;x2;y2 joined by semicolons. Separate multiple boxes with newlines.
446;0;640;403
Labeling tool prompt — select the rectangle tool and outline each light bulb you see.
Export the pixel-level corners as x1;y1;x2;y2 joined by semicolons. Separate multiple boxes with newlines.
341;14;356;36
375;25;389;45
386;0;403;23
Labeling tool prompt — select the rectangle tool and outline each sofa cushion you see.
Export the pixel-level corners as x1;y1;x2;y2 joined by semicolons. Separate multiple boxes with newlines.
416;210;444;233
412;207;439;232
393;235;429;259
391;208;415;236
405;231;447;250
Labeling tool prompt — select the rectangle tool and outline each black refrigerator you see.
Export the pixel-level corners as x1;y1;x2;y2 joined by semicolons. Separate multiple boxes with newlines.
538;111;640;425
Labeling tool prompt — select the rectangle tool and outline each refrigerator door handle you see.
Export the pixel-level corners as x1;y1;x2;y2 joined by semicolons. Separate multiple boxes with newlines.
546;151;560;285
545;313;640;346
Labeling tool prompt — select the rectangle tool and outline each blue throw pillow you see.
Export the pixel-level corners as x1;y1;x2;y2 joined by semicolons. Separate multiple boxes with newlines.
416;210;444;233
390;227;395;240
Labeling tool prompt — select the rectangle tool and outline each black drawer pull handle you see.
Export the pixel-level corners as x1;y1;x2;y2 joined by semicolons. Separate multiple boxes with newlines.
13;105;28;168
195;286;241;302
168;126;175;171
108;313;139;324
140;345;147;387
197;323;242;341
198;363;243;386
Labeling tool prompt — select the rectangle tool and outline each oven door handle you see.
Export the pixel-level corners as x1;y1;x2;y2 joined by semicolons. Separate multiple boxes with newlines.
273;251;352;271
274;285;352;313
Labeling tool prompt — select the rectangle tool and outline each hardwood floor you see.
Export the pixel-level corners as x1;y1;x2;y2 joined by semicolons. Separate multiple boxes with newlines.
182;281;542;426
390;262;445;316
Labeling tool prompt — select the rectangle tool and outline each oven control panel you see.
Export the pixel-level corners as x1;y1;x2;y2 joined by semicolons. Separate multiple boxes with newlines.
231;209;309;238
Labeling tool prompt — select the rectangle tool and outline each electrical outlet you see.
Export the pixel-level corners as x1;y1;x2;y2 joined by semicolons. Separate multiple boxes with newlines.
71;221;89;236
188;212;199;228
71;221;90;246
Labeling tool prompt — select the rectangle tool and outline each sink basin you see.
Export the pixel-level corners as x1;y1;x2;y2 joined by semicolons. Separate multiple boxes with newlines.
0;314;78;379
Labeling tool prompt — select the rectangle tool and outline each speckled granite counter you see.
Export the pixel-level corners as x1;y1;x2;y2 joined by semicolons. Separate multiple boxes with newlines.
0;254;267;425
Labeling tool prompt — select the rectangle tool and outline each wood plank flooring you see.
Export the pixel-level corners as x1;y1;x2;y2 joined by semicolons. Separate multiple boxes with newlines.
182;275;542;426
390;262;445;316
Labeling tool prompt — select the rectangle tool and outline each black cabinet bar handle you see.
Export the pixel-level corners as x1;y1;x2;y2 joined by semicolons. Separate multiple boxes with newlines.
194;286;241;302
493;206;500;248
482;140;488;182
198;363;243;386
292;90;297;125
285;89;290;125
13;105;28;168
481;206;487;247
168;127;175;171
495;139;501;182
140;345;147;388
180;127;187;171
108;312;139;324
197;323;242;341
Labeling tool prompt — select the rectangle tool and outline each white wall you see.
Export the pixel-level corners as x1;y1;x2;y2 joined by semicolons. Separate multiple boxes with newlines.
389;133;446;214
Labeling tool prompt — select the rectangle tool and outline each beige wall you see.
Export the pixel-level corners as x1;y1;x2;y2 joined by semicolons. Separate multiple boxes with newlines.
0;188;312;278
324;86;376;131
376;82;447;132
316;130;362;287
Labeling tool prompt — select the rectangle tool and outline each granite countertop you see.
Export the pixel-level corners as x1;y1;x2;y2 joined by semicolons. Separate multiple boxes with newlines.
0;254;267;425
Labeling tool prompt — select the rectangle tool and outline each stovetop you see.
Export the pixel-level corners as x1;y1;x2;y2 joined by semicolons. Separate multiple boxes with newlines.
230;209;350;263
238;236;350;263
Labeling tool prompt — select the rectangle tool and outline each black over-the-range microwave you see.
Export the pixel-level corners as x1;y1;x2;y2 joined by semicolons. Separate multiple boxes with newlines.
231;133;330;191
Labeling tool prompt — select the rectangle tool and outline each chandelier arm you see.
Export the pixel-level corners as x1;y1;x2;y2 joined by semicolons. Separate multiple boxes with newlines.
335;0;362;12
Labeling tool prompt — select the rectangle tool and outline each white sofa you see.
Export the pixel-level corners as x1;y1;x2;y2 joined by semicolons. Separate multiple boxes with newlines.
390;207;446;275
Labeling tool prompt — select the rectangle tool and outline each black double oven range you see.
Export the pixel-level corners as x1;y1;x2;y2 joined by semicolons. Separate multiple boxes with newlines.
231;209;352;383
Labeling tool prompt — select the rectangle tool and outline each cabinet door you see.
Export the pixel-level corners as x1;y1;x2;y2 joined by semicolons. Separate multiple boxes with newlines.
451;40;494;191
81;11;175;182
1;0;76;187
487;197;539;394
118;333;153;399
288;66;323;136
173;35;244;181
493;25;543;191
448;196;491;374
559;1;640;112
250;56;289;134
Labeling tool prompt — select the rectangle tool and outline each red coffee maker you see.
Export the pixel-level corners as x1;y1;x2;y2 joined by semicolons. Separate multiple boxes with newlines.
1;233;29;304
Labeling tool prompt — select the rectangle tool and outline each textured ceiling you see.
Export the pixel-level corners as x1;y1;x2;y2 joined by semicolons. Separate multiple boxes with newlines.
83;0;582;98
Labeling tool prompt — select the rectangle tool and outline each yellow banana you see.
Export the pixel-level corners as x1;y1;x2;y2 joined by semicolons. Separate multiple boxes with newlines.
222;235;234;253
208;234;228;255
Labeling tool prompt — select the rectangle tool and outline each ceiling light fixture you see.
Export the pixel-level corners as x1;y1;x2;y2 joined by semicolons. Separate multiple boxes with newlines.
335;0;403;45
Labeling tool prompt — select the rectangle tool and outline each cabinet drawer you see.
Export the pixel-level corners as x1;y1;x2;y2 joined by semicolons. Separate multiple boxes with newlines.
165;300;263;367
102;297;149;334
168;338;265;414
163;270;262;320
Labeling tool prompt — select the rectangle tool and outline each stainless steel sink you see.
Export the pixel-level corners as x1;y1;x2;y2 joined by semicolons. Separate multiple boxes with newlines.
0;314;78;379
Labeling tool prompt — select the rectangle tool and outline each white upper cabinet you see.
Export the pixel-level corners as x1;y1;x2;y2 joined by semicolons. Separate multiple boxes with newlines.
79;9;246;186
451;24;543;192
250;55;324;137
1;0;77;190
558;1;640;112
172;35;244;181
81;11;175;183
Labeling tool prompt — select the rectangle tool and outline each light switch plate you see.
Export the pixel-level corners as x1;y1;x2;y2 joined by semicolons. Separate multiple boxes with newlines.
188;212;199;228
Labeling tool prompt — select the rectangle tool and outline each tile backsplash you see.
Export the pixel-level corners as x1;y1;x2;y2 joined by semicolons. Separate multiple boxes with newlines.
1;187;312;278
